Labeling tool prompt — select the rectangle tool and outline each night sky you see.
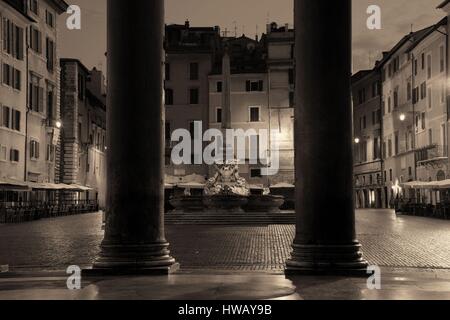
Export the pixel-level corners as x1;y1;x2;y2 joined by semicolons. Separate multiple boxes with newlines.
58;0;446;74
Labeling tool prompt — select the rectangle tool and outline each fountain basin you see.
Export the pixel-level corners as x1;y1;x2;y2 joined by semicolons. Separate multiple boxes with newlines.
244;195;285;213
169;195;204;213
203;195;248;213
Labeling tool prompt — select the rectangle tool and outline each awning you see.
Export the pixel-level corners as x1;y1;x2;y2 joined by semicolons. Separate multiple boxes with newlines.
70;184;94;191
0;179;94;191
248;184;265;190
427;179;450;189
177;182;205;189
402;181;432;189
402;181;450;189
0;178;30;191
270;183;295;189
28;183;93;191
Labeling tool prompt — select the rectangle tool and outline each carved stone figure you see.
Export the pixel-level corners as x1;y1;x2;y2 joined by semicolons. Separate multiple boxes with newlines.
204;160;250;197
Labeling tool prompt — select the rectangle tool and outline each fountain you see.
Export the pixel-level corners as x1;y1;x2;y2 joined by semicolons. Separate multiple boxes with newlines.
168;174;206;213
244;187;285;213
167;45;285;216
203;160;249;212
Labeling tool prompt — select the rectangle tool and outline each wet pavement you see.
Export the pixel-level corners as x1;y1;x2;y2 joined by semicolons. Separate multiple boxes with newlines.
0;209;449;300
0;209;449;271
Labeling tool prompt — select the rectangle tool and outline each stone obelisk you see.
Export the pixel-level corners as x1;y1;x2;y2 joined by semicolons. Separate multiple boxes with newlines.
222;46;232;131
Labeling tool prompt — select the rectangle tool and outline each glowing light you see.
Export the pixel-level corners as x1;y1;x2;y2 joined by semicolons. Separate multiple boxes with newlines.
55;121;62;129
354;138;360;144
392;179;403;196
399;113;406;122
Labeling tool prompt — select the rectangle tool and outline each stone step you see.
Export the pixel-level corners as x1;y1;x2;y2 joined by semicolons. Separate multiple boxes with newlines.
165;211;295;225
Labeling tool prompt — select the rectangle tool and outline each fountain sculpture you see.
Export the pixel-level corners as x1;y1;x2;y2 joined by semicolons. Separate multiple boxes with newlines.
203;160;250;212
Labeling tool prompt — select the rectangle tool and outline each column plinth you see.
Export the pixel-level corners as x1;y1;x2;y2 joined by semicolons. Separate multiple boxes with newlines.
286;243;367;276
85;0;178;276
286;0;368;275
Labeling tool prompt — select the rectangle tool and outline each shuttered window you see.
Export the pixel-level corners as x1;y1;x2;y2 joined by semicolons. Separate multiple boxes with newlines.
2;106;10;128
246;80;264;92
2;17;24;60
30;140;40;160
2;63;21;90
29;75;43;112
46;37;55;71
10;149;19;162
30;26;42;53
12;110;20;131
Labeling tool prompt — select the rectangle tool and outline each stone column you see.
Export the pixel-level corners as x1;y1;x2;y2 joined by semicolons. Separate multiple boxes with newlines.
88;0;178;275
286;0;368;274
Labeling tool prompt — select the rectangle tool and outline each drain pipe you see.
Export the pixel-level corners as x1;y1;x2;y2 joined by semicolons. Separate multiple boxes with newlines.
24;27;30;184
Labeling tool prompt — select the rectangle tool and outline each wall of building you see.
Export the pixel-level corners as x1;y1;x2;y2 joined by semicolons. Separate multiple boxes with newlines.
266;25;295;184
352;70;384;208
0;3;28;181
60;59;107;208
25;0;62;183
411;29;448;183
381;39;417;204
165;53;212;178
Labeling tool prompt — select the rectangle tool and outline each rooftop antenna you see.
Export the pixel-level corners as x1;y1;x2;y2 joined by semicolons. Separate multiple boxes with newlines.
266;12;270;24
242;25;245;36
233;21;237;37
256;25;259;40
410;24;414;33
223;28;229;37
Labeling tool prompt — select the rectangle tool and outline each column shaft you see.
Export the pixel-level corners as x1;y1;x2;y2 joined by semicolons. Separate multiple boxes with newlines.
286;0;367;274
88;0;178;275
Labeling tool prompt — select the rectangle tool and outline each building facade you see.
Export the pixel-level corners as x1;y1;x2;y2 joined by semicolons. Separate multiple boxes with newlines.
208;34;270;184
164;22;295;187
60;59;107;208
409;20;448;188
25;0;67;184
0;0;30;185
164;21;221;179
353;10;450;208
264;23;295;185
352;69;384;208
0;0;67;188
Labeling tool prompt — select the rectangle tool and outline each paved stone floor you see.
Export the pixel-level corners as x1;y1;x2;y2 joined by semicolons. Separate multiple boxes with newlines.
0;209;449;271
0;209;449;300
0;268;449;300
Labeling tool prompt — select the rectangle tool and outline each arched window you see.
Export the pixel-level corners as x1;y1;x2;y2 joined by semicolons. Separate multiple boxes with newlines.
437;170;446;181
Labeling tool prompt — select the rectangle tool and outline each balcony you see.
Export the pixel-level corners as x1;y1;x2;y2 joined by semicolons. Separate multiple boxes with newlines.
416;144;448;168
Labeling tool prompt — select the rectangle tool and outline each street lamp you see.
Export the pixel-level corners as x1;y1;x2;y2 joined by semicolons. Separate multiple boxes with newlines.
399;113;406;122
55;120;62;129
354;137;360;144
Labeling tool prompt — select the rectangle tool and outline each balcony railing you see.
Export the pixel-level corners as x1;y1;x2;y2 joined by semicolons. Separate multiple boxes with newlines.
416;144;448;166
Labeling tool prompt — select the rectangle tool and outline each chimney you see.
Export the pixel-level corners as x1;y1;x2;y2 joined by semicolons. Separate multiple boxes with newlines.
285;23;289;32
185;19;190;28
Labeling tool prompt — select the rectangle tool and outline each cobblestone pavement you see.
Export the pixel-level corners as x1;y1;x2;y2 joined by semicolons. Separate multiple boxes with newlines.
0;209;449;271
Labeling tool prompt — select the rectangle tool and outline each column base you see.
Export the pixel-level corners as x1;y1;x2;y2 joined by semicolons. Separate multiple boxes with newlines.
83;242;179;276
285;242;368;276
